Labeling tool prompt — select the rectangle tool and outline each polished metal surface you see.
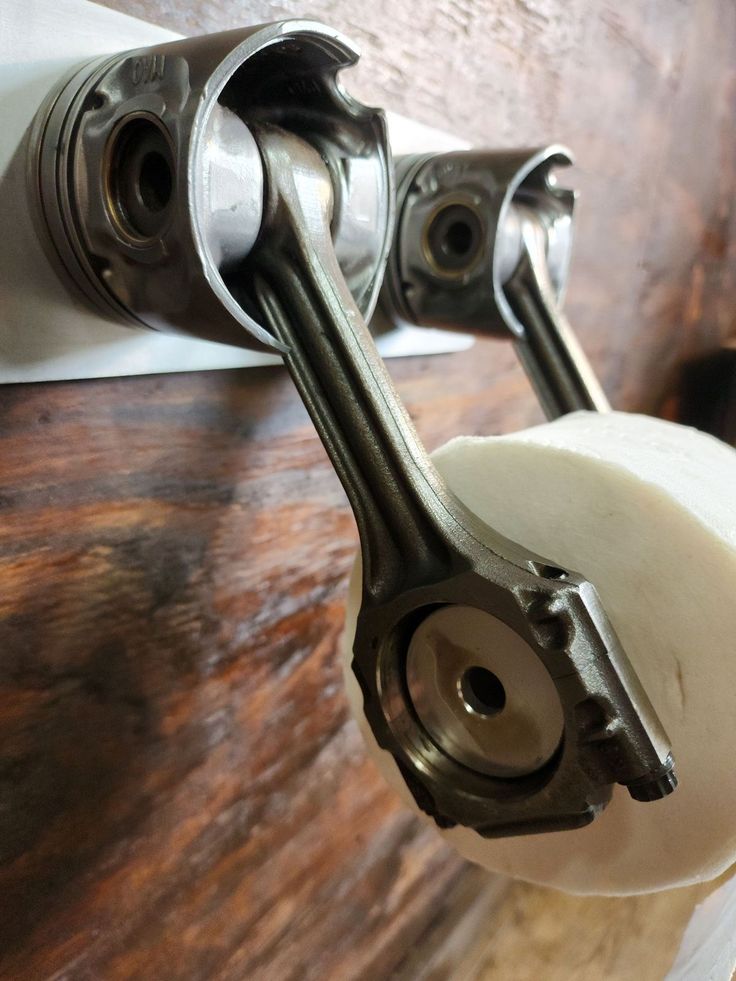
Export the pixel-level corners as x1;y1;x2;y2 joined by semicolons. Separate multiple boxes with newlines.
243;124;676;837
406;606;565;778
195;104;264;272
507;206;610;417
30;21;392;350
384;148;610;417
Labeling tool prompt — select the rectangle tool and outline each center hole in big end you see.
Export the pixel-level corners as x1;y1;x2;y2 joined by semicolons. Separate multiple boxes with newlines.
459;665;506;717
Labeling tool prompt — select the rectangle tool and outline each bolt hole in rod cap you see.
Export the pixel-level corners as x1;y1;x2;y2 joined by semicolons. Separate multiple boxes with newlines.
29;21;676;838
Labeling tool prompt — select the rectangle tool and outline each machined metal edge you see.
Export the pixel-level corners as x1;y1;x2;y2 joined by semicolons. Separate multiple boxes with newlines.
28;21;394;353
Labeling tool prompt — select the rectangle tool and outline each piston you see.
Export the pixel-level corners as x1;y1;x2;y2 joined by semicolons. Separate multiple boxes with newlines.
29;22;393;350
383;148;610;418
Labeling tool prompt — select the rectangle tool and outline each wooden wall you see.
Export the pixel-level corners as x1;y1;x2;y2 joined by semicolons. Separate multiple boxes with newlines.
1;1;734;977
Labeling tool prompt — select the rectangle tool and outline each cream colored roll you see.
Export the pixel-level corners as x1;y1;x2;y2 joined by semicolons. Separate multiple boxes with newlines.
343;411;736;896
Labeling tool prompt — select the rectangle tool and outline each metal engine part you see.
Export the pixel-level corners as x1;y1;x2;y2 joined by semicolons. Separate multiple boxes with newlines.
384;148;610;418
30;21;393;350
29;22;677;838
240;127;676;836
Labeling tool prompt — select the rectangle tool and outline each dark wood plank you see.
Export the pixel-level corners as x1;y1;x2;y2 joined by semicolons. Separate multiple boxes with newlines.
2;0;735;977
0;351;532;981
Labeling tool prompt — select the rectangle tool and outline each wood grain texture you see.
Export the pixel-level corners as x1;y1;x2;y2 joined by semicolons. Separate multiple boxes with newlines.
2;0;736;977
0;352;535;981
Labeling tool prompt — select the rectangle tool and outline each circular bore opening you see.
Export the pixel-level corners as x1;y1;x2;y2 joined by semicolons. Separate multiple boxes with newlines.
444;219;474;257
138;151;173;213
106;116;174;241
459;666;506;717
402;605;565;779
425;203;483;273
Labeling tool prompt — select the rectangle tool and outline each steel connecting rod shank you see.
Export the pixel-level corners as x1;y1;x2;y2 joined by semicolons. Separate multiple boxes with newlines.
506;207;610;418
245;126;676;837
